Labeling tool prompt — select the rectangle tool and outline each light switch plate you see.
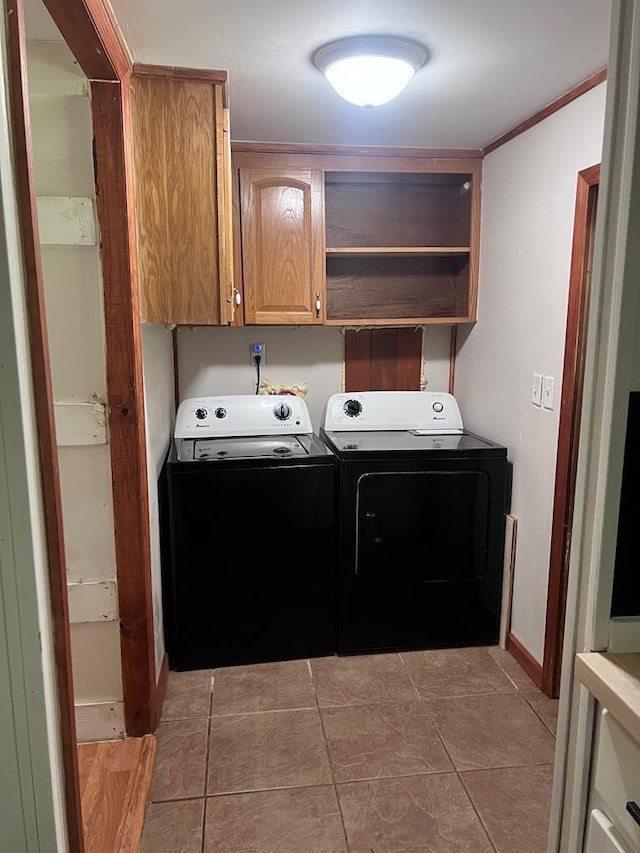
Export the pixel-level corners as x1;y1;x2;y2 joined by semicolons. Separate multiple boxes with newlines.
532;373;543;407
543;375;555;410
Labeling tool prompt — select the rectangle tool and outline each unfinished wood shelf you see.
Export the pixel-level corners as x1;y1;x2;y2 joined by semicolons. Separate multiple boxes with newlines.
326;246;470;257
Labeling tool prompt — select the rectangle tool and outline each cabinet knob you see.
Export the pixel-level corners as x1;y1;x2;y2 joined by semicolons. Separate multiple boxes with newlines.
627;801;640;827
315;292;321;318
234;288;242;307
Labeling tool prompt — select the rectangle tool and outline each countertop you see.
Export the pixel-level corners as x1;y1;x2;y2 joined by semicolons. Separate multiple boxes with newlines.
575;651;640;743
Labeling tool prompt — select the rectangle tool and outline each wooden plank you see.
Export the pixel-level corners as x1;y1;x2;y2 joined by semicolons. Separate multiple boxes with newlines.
326;247;470;256
448;326;457;394
542;165;600;698
482;69;607;157
91;79;157;736
77;735;156;853
344;329;422;391
499;515;518;648
154;653;169;729
117;735;157;853
344;328;372;391
215;87;234;325
506;633;544;690
233;140;482;159
6;3;85;850
41;0;131;81
395;328;423;390
575;653;640;745
234;149;482;175
327;315;470;327
134;63;228;85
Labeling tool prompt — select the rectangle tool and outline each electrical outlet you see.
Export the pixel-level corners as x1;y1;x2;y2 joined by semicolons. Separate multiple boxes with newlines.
250;342;265;365
543;375;555;410
532;373;543;407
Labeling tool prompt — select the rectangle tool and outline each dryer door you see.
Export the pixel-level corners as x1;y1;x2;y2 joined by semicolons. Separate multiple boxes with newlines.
355;470;490;583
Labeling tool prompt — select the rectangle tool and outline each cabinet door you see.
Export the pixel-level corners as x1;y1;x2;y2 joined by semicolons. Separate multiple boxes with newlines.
131;74;234;325
240;169;324;324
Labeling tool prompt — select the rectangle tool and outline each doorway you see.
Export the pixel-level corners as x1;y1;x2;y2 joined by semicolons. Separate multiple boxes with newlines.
543;164;600;697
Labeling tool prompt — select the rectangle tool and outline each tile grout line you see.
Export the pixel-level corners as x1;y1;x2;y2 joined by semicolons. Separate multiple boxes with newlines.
522;694;558;739
199;677;216;853
309;658;351;852
457;769;499;853
397;651;422;700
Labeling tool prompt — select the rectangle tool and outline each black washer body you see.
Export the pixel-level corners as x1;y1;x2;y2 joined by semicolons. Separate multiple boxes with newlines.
320;428;508;654
162;434;336;670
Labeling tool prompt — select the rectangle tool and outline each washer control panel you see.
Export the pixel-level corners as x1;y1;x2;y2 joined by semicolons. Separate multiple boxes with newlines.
323;391;464;433
175;395;313;438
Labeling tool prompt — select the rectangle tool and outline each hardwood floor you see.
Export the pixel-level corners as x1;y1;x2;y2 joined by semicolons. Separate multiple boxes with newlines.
78;735;156;853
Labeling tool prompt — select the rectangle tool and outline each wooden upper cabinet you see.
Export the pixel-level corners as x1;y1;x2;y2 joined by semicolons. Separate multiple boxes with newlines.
130;69;235;325
240;169;325;324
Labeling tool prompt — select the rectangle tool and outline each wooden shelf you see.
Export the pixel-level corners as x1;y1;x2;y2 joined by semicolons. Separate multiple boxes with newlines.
326;246;470;257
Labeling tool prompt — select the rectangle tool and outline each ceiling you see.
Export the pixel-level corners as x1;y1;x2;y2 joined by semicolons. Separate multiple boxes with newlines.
27;0;612;150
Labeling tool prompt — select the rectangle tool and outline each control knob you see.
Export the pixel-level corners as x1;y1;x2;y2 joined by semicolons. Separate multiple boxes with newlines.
195;407;208;420
343;399;363;417
432;401;444;413
214;407;227;419
274;402;292;421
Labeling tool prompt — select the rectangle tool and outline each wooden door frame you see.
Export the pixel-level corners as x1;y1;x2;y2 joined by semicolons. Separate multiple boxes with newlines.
36;0;158;734
6;0;157;844
542;163;600;697
5;2;84;848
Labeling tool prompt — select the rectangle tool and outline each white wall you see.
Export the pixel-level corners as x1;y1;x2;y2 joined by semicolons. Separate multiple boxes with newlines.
27;37;123;739
141;325;175;676
455;83;607;664
177;325;452;426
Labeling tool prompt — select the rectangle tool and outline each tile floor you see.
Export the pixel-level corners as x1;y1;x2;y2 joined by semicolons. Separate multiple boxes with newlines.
139;646;559;853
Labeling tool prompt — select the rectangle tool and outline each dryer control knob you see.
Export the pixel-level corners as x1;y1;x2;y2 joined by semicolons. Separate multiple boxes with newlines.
214;407;227;419
432;402;444;413
195;407;208;420
274;402;292;421
344;399;363;417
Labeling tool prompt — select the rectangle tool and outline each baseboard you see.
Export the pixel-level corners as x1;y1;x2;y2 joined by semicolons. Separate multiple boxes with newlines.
155;652;169;729
507;633;544;690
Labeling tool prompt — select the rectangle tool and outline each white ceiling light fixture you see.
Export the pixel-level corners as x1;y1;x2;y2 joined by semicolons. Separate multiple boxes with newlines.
312;35;428;108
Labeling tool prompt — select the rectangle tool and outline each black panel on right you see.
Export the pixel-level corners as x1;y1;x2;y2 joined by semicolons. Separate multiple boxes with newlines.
611;392;640;617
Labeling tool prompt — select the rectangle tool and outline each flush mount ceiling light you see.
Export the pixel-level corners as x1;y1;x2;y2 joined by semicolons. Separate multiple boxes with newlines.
312;35;428;108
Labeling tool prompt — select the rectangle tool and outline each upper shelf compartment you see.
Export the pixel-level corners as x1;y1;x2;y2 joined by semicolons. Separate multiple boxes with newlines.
324;171;473;251
324;169;478;325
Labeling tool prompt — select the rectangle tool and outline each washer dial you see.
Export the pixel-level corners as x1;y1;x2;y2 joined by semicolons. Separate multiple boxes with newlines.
274;402;292;421
343;399;363;417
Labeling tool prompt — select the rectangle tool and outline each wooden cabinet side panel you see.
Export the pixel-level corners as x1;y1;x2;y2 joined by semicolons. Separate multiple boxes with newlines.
131;76;169;324
132;77;220;325
215;91;235;324
467;160;482;321
164;79;219;324
241;169;323;324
